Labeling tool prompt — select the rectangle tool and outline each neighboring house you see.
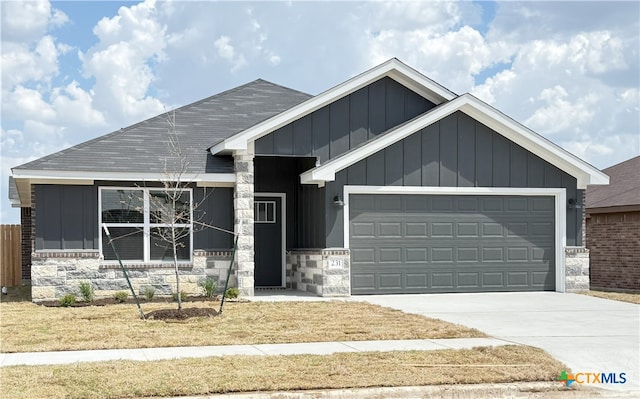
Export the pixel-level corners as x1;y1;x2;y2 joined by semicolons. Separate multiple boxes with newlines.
9;59;609;301
586;156;640;292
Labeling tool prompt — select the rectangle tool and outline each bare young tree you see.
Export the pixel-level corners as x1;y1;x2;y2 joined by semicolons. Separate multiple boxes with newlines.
147;110;193;311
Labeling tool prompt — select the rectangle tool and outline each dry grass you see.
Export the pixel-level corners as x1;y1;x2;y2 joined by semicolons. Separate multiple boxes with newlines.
0;300;484;353
578;290;640;304
0;345;566;399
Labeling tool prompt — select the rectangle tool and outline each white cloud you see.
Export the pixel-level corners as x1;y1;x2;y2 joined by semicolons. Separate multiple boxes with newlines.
214;36;248;72
80;0;167;122
0;0;61;42
1;35;60;88
524;86;598;135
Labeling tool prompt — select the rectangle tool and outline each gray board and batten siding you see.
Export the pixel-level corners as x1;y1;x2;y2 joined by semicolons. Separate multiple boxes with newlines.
255;77;436;161
33;183;234;252
254;156;324;249
253;77;582;250
324;111;583;248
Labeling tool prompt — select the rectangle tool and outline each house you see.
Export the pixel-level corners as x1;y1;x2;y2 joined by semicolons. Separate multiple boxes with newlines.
586;156;640;292
9;59;609;301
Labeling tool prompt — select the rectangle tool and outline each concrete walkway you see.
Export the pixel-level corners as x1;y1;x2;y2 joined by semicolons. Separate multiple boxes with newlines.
358;292;640;392
0;337;510;367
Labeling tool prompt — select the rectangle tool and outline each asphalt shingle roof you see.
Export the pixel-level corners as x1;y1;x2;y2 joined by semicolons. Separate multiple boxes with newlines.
586;155;640;209
13;79;311;174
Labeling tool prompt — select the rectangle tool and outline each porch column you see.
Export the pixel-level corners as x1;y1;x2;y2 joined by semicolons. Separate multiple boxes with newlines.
233;151;255;296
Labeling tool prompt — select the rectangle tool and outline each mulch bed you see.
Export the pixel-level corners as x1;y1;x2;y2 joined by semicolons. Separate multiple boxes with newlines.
37;296;220;308
146;307;219;320
35;296;240;320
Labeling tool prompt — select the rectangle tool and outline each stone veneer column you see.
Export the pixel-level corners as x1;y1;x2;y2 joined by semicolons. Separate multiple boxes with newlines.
564;247;590;291
234;152;255;296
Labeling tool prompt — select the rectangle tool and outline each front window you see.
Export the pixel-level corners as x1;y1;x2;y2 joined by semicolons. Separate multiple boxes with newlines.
100;187;193;263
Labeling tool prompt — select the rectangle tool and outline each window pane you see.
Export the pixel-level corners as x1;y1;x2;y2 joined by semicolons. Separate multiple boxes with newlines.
101;190;143;223
149;190;191;224
102;227;143;260
150;227;191;261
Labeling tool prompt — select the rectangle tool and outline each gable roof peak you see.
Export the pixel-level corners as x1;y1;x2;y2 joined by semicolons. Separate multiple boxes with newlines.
210;58;458;155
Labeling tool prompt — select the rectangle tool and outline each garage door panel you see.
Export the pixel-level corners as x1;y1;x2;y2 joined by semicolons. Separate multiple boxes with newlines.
350;194;556;294
379;222;402;237
352;222;375;238
431;247;454;262
406;247;428;262
457;222;479;237
482;223;504;237
507;271;529;286
432;223;454;237
352;273;376;291
431;272;454;288
379;248;402;262
405;273;428;288
457;247;479;262
379;273;402;289
482;272;505;287
351;248;376;263
406;222;428;237
457;197;479;212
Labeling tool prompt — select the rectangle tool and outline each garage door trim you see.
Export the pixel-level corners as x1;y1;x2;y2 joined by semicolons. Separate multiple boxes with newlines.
343;186;567;292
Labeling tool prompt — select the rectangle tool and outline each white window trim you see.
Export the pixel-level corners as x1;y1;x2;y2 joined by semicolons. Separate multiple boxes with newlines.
342;185;567;292
99;187;194;264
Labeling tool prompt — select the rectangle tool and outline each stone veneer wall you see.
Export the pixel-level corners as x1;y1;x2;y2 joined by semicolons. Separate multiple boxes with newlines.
30;250;233;302
564;247;589;291
234;152;255;297
287;249;350;297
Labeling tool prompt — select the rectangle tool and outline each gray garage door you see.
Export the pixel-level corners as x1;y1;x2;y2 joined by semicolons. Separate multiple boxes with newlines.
350;194;555;294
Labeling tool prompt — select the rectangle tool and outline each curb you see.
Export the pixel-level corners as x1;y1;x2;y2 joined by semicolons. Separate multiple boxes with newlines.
165;383;639;399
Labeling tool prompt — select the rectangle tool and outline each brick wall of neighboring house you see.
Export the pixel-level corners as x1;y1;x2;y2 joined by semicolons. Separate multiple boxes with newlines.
21;207;32;284
586;211;640;291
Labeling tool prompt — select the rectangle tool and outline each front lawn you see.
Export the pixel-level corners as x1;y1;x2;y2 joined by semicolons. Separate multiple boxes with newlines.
0;300;484;353
1;345;567;399
577;290;640;304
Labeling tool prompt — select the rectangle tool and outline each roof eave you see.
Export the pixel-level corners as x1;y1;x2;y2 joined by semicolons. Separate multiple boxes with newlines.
212;58;457;155
300;94;610;189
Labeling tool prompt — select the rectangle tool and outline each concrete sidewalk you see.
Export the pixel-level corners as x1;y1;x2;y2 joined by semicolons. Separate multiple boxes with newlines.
0;337;510;367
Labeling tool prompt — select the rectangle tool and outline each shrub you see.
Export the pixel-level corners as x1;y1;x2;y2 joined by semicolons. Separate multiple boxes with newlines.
224;287;239;299
172;291;187;302
78;281;95;302
114;291;129;303
199;278;217;298
59;294;76;307
141;286;155;301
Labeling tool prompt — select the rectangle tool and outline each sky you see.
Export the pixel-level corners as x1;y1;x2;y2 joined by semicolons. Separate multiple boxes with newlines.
1;0;639;224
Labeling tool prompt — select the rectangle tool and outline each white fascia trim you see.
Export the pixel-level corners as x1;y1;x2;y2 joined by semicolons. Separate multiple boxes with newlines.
210;58;457;155
300;94;609;189
342;185;567;292
12;170;236;185
459;96;609;188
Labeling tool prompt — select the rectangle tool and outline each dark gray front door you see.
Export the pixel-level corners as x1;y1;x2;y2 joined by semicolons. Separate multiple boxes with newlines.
350;194;555;294
254;196;283;287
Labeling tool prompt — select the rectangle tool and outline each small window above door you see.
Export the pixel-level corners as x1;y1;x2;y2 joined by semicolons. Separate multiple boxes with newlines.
255;201;276;223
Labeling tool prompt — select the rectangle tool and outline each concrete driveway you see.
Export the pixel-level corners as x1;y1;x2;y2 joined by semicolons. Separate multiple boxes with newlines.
358;292;639;392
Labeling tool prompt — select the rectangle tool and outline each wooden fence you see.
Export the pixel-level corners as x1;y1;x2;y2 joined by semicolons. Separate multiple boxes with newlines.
1;225;22;287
